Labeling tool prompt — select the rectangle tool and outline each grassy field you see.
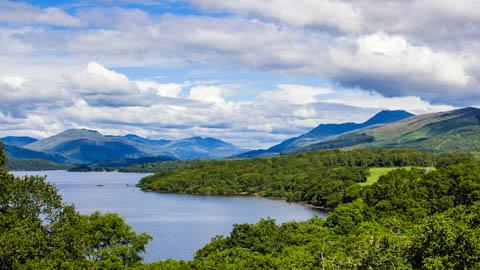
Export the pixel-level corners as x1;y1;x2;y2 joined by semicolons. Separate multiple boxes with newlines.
360;166;436;186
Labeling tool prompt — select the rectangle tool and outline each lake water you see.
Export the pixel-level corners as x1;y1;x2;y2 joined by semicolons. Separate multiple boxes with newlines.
12;171;324;262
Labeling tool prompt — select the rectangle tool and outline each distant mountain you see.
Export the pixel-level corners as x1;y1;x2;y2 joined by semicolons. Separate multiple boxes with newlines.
155;136;246;159
235;110;414;158
290;107;480;153
0;136;38;147
120;134;171;146
25;129;143;164
3;144;65;163
23;129;246;163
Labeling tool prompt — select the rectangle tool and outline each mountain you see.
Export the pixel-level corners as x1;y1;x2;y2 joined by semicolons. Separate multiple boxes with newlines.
154;136;246;159
25;129;143;164
291;107;480;153
0;136;38;147
120;134;171;146
235;110;414;158
23;129;246;163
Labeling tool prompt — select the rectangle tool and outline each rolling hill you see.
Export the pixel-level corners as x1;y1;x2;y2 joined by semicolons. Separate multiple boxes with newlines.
235;110;414;158
290;107;480;153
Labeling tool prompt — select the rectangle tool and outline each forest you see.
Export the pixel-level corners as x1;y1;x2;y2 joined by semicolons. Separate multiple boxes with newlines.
144;162;480;269
3;146;480;269
139;149;474;209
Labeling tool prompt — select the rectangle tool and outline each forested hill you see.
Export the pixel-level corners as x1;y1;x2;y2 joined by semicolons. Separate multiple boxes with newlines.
138;149;474;209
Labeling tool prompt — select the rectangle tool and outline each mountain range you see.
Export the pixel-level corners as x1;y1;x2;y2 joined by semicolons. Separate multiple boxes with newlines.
2;107;479;167
1;129;246;164
235;110;414;158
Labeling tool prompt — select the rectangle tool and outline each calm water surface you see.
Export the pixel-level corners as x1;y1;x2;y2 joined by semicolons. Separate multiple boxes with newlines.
13;171;324;262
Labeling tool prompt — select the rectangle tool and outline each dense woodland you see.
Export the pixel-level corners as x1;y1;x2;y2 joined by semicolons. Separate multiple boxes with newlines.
144;162;480;269
3;146;480;269
139;149;474;209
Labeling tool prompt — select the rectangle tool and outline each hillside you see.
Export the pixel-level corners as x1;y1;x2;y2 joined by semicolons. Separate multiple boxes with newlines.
293;107;480;153
235;110;413;158
3;144;65;163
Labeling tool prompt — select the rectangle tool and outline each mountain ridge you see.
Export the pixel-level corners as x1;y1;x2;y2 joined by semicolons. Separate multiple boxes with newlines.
289;107;480;154
22;129;245;163
234;110;414;158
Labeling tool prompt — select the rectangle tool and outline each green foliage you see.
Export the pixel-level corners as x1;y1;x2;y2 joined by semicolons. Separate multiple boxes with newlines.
139;149;474;209
120;160;202;173
146;162;480;269
4;144;480;269
0;153;151;269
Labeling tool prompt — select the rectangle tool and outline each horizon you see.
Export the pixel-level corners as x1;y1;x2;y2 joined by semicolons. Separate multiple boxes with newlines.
1;1;480;148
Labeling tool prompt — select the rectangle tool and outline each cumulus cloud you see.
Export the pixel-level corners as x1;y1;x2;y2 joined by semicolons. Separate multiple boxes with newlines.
0;62;387;148
329;33;474;102
67;61;135;95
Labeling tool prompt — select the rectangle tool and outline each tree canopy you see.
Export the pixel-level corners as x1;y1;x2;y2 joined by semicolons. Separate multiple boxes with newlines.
0;147;151;269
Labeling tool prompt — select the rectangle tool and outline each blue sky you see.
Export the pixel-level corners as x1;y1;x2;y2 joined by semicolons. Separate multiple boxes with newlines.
0;0;477;148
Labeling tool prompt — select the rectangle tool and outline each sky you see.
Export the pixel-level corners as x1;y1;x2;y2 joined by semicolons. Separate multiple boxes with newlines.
0;0;478;149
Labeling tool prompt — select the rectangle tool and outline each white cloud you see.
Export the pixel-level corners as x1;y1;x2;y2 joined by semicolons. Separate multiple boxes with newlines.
0;62;382;148
262;84;333;105
330;33;470;90
67;61;135;95
0;9;478;105
188;85;228;104
136;81;184;98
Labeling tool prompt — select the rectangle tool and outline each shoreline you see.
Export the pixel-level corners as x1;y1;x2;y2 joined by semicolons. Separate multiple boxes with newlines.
140;188;331;212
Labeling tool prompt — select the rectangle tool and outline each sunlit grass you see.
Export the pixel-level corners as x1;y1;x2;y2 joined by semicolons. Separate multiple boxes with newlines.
360;166;434;186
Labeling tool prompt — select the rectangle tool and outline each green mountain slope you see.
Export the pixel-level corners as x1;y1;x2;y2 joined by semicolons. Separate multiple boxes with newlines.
235;110;413;158
292;107;480;153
